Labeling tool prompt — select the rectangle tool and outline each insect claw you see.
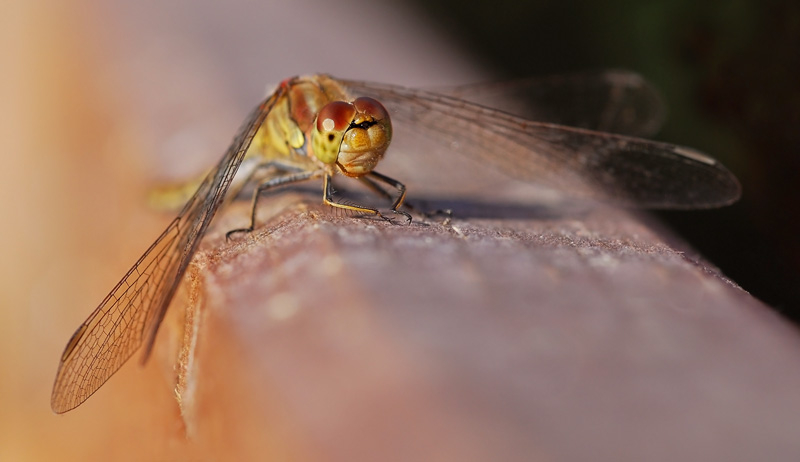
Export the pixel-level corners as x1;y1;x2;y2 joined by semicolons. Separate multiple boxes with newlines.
225;227;253;241
376;211;393;223
392;209;413;224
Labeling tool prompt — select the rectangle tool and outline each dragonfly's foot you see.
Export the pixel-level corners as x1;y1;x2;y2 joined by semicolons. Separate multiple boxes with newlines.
392;209;413;224
225;227;254;241
375;211;392;223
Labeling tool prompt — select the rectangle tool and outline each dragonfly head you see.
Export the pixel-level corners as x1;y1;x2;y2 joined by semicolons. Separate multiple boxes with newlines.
311;97;392;177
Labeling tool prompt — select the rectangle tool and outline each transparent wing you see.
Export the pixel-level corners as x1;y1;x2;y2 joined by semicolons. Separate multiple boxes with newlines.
435;70;666;137
337;77;741;209
50;90;281;414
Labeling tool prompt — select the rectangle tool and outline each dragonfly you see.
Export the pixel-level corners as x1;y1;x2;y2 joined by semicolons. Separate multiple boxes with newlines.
51;72;741;413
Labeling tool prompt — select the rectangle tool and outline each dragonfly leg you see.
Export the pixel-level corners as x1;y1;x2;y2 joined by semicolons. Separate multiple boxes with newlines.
226;169;319;240
359;175;450;222
364;171;412;223
357;174;393;201
358;174;415;213
323;173;386;219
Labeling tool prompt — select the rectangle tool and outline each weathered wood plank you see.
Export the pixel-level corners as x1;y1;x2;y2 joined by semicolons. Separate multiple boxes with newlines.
168;192;800;461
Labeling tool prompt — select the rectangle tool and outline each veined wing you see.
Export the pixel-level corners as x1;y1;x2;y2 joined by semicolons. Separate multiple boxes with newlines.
50;89;282;414
435;70;665;137
338;77;740;209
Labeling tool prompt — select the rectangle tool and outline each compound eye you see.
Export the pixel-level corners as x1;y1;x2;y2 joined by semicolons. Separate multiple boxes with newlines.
316;101;356;134
353;97;389;122
312;101;357;165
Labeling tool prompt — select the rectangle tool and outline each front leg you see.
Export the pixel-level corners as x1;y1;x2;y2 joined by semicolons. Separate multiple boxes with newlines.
322;173;386;219
363;171;412;223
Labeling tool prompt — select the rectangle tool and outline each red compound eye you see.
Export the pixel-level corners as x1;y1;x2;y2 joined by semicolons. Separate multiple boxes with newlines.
353;97;389;121
316;101;356;133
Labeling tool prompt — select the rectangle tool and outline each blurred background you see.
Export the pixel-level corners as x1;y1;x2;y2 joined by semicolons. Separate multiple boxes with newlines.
408;0;800;315
1;0;798;459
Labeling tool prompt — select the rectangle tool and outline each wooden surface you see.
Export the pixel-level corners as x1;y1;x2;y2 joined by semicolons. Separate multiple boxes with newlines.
161;192;800;461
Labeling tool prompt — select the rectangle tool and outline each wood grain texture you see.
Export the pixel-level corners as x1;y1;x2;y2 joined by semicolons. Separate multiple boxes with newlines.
168;192;800;461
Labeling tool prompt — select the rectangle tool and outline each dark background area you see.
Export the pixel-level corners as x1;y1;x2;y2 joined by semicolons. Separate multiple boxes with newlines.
407;0;800;317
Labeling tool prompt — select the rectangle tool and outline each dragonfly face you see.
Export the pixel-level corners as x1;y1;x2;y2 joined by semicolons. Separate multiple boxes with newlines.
311;97;392;177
